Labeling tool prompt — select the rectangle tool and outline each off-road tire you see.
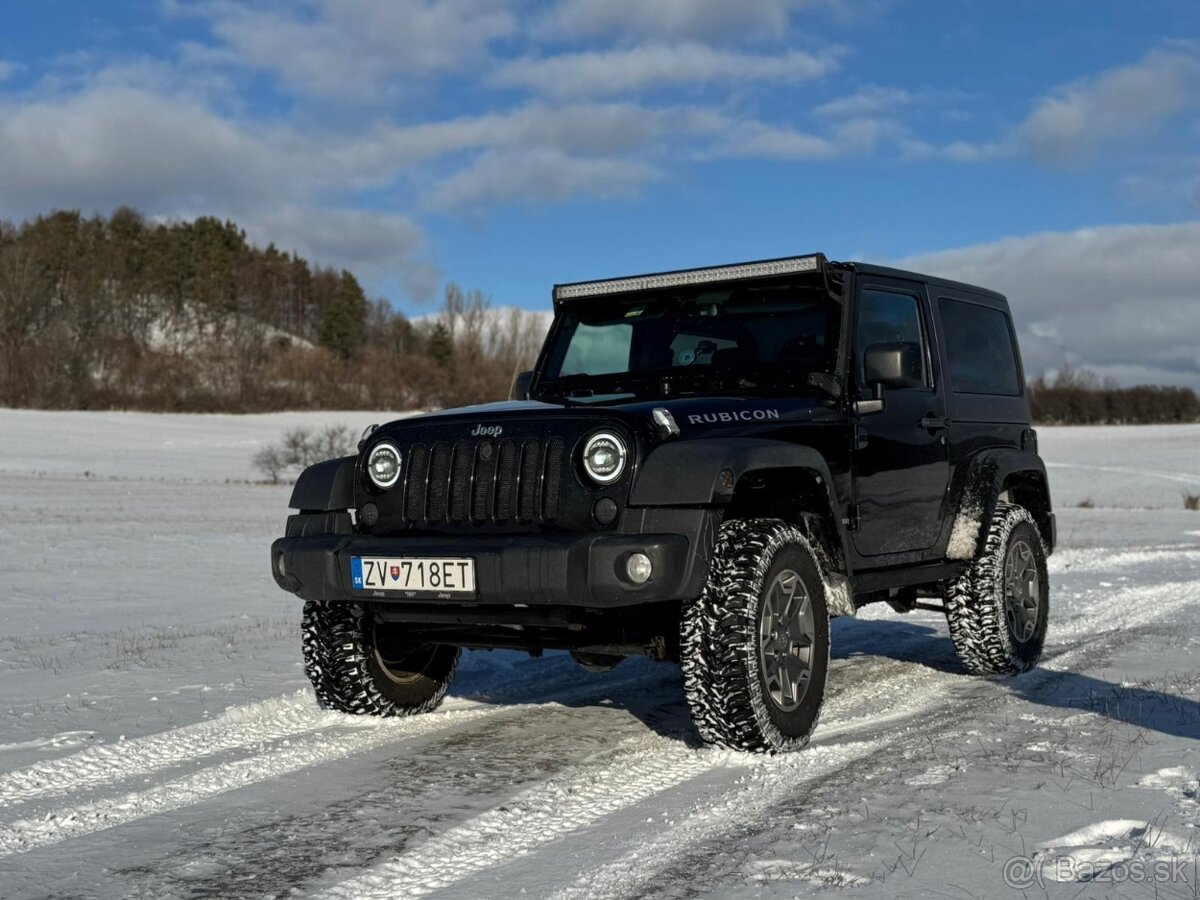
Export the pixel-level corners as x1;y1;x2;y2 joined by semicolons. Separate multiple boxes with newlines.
681;518;831;753
302;601;459;715
945;501;1049;675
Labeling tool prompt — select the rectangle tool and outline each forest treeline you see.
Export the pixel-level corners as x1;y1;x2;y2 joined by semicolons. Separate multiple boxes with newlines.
1;209;1198;421
0;209;544;411
1028;368;1200;424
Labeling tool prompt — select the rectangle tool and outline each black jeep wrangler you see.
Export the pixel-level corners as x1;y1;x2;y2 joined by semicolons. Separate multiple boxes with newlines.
271;254;1054;752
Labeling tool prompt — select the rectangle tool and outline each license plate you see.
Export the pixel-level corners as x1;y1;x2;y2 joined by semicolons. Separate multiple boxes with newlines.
351;557;476;597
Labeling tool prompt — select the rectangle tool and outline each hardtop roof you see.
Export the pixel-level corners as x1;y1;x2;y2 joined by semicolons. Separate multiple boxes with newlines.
847;261;1008;304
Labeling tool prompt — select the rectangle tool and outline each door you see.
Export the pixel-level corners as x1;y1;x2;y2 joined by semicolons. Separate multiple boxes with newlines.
851;280;950;557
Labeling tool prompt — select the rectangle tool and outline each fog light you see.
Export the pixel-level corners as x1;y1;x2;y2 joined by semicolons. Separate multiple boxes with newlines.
360;502;379;527
625;552;652;584
275;553;286;578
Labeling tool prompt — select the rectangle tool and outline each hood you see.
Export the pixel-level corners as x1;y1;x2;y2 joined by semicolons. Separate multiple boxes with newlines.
373;395;837;442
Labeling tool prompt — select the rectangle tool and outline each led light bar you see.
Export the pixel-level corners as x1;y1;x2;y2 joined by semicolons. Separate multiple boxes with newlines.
553;254;823;301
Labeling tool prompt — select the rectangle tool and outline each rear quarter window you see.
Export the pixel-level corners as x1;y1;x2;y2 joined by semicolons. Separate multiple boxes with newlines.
939;298;1022;396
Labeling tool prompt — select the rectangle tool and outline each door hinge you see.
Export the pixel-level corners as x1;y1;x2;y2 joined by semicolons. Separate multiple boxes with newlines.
842;504;861;532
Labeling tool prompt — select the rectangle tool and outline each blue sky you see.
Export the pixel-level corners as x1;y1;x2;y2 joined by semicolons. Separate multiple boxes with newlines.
1;1;1199;384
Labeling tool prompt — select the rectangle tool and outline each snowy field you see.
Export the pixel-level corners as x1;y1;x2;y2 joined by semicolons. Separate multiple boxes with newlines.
1;411;1198;899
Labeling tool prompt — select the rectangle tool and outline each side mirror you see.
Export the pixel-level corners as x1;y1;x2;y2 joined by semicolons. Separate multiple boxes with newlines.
864;342;923;390
509;370;534;401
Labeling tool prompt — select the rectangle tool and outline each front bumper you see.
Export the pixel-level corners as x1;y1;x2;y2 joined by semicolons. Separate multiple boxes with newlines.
271;528;696;608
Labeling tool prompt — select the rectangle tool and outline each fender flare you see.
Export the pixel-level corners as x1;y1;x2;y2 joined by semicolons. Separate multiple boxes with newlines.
630;437;849;568
289;456;357;511
947;448;1054;556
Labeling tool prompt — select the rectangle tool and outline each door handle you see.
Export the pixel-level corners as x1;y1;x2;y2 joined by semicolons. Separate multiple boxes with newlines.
920;415;949;431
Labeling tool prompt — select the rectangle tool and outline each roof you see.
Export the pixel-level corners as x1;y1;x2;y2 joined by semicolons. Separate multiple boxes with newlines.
847;261;1008;303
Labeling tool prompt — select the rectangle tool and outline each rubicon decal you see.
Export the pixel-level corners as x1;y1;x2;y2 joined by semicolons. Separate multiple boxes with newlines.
687;409;781;425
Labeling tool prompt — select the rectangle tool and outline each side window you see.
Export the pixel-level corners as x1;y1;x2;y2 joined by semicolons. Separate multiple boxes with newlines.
939;299;1021;396
857;289;928;388
559;322;632;376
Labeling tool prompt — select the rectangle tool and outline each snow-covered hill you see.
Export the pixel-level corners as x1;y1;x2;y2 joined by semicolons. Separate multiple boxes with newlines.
0;413;1197;898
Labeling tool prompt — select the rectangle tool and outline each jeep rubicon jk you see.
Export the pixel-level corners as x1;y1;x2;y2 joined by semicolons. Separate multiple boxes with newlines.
272;254;1054;752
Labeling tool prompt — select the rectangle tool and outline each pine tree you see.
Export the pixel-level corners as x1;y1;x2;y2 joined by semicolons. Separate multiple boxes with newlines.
428;321;454;369
317;270;368;358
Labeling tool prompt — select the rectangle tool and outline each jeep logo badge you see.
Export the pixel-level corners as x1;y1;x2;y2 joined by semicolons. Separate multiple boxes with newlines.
471;424;503;437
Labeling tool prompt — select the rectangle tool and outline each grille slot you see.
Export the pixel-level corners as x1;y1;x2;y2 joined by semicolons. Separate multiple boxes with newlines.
427;442;452;521
404;443;429;521
542;438;565;520
471;441;496;521
517;439;542;522
399;434;564;527
449;441;472;522
494;439;518;520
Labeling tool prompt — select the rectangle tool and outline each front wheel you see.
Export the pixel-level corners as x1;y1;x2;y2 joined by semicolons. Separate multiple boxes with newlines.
944;501;1049;675
302;601;460;715
681;518;831;753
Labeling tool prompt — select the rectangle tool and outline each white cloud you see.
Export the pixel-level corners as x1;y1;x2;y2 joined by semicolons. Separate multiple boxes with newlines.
0;85;285;213
491;44;834;98
543;0;801;40
888;47;1200;169
904;222;1200;388
0;81;444;294
899;136;1012;163
705;115;891;160
185;0;516;96
543;0;883;40
0;60;18;82
1018;47;1200;167
815;85;914;117
425;148;659;211
244;206;439;300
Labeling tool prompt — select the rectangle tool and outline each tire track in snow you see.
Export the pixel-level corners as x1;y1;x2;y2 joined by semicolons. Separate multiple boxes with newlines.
545;740;887;900
5;552;1193;871
310;626;982;899
315;736;739;900
110;692;685;900
0;693;331;809
524;573;1200;898
0;705;500;857
1047;578;1200;648
1045;461;1200;488
313;642;981;900
0;672;662;857
0;657;658;811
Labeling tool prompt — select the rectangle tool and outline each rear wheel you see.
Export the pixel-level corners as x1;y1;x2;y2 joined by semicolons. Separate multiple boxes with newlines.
302;601;459;715
681;518;830;752
944;501;1049;675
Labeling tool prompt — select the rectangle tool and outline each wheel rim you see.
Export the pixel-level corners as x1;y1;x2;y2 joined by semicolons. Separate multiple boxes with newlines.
1003;538;1041;643
758;568;815;712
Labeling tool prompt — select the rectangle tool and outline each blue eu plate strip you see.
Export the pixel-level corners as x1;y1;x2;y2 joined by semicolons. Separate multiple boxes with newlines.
350;556;364;590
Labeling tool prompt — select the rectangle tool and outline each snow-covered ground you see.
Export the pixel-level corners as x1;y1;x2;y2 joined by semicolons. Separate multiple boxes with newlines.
1;412;1198;899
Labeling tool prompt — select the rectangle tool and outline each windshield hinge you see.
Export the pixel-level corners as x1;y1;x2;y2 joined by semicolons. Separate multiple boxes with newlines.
807;372;842;398
842;504;861;532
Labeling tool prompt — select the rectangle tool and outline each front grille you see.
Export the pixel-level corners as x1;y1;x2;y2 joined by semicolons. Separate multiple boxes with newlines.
400;435;566;527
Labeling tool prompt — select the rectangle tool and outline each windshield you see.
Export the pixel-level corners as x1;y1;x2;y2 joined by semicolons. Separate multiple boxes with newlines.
536;278;840;401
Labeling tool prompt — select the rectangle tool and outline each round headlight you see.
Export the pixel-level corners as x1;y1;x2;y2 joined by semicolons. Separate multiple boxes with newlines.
582;432;627;485
367;442;402;489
